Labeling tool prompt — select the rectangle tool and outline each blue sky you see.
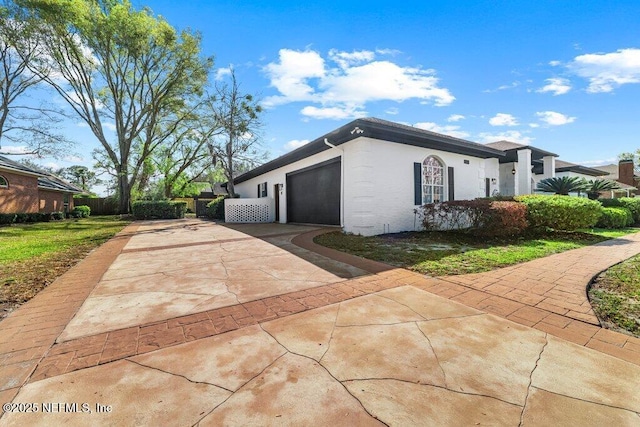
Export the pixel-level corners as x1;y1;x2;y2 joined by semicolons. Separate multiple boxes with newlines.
7;0;640;188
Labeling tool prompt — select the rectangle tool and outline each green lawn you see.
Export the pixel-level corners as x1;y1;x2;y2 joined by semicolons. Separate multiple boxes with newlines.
589;255;640;337
0;216;131;314
314;228;639;276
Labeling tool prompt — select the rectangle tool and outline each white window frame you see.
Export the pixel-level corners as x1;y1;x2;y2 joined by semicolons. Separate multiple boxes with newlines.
0;175;7;189
422;156;445;204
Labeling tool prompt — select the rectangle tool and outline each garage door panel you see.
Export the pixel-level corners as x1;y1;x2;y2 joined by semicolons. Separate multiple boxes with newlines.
286;158;341;225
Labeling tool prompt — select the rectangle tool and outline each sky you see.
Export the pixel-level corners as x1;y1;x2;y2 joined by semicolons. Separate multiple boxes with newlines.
5;0;640;193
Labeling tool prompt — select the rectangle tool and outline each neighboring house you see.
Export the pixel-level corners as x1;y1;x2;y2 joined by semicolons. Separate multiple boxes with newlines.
233;117;504;236
589;160;638;197
484;140;558;196
0;156;82;214
484;141;614;195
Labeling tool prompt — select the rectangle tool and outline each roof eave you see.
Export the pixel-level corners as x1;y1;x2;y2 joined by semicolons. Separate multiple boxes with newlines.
234;118;505;184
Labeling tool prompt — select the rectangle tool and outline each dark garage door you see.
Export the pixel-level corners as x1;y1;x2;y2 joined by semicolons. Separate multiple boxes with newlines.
286;157;341;225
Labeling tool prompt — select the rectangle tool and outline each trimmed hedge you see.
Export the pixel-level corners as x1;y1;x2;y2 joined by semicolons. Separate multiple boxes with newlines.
420;199;528;237
599;197;640;224
0;211;66;225
597;207;634;229
71;205;91;218
131;201;187;220
15;213;41;223
0;213;16;225
515;195;602;231
205;196;227;220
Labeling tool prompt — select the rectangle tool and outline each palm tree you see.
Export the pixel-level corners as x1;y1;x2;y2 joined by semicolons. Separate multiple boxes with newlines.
535;176;589;195
585;179;620;200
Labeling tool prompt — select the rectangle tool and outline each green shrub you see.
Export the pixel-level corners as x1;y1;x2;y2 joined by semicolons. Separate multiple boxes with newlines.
599;197;640;224
38;212;51;222
0;213;16;225
419;199;527;237
14;212;41;223
71;205;91;218
599;198;623;208
515;195;601;231
205;196;227;220
597;207;634;229
51;211;65;220
131;201;187;220
618;198;640;224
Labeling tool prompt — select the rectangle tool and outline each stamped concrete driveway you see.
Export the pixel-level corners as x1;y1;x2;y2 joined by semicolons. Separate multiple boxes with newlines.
2;219;640;426
58;220;366;342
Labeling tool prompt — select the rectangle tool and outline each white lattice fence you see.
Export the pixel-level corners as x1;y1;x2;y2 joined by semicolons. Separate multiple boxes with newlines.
224;198;274;223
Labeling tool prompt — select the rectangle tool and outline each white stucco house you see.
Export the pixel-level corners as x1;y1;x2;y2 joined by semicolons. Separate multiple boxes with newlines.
484;140;613;195
232;118;504;236
229;117;617;235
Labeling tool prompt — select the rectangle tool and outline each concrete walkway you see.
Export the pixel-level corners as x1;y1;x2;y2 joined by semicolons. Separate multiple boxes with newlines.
1;220;640;425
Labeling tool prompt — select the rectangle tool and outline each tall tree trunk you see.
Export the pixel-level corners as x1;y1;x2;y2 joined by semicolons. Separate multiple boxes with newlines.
117;166;130;214
226;140;235;197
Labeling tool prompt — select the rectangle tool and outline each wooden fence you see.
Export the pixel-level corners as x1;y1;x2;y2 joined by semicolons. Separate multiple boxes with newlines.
73;197;119;215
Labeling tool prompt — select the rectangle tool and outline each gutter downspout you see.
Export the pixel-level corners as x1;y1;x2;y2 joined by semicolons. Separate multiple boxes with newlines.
324;138;345;228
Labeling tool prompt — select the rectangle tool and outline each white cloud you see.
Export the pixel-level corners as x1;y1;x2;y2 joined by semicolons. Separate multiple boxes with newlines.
536;111;576;126
77;121;114;131
537;77;571;95
447;114;465;122
529;123;540;128
569;48;640;93
284;139;310;151
301;105;367;120
478;131;533;145
263;50;326;106
0;145;30;154
483;81;520;93
489;113;519;126
549;60;561;67
375;48;402;56
580;157;617;167
103;122;117;132
44;161;60;170
63;155;84;162
215;67;232;81
263;48;455;119
414;122;470;139
328;49;375;69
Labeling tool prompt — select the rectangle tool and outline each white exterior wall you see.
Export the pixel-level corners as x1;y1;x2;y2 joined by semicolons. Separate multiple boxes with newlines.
499;162;517;196
234;149;342;224
348;138;498;235
234;136;500;236
516;149;532;195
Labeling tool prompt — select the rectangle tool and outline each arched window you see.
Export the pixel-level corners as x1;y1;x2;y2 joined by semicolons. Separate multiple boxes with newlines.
422;156;444;203
0;175;7;188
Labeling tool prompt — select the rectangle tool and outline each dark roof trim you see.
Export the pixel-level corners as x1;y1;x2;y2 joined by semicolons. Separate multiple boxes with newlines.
555;165;609;177
0;156;44;177
234;117;505;184
38;176;83;193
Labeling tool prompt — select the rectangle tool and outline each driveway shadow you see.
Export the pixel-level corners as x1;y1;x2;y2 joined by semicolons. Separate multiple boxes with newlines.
214;221;391;279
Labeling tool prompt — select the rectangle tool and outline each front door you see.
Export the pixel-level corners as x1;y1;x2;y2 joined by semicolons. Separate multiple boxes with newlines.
274;184;280;222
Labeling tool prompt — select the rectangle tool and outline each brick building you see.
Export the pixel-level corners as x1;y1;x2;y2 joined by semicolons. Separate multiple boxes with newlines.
0;156;82;214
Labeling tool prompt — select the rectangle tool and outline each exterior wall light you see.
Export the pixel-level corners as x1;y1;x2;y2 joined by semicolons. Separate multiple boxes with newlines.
511;167;516;175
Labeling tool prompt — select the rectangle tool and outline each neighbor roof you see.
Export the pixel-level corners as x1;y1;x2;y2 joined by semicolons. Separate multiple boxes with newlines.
38;175;82;193
485;140;558;163
554;160;609;177
0;155;43;177
531;159;610;177
234;117;506;185
0;155;81;193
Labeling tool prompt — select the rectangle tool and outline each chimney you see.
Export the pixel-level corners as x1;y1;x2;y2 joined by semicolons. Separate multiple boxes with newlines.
618;159;637;188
